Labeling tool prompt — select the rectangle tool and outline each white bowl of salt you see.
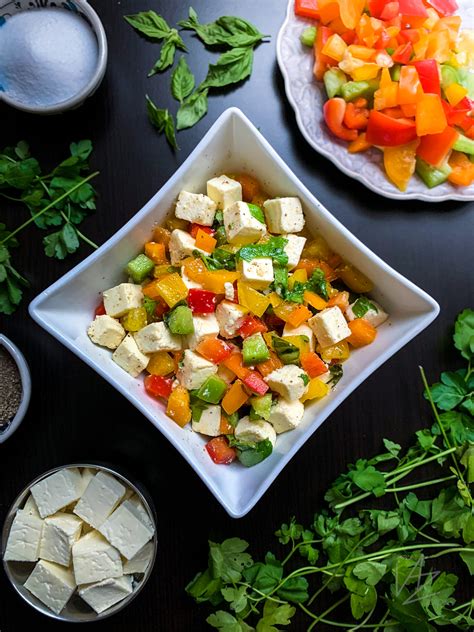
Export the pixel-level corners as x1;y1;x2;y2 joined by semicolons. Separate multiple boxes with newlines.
0;0;107;114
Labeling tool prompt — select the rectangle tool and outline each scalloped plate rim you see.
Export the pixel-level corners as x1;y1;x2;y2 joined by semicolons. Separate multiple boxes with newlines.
276;0;474;203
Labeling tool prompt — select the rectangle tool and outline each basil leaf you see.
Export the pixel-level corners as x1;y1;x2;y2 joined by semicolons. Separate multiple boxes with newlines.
179;8;265;48
201;47;254;90
238;236;288;266
171;56;195;103
306;268;329;301
248;203;265;224
285;282;307;304
273;264;288;296
146;96;178;150
352;296;378;319
272;335;300;365
229;439;273;467
164;113;178;150
198;248;236;271
177;90;208;130
124;11;171;40
300;374;310;386
329;364;343;386
143;296;157;318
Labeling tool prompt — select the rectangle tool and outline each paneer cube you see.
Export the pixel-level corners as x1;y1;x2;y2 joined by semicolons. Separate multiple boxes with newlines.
74;471;126;529
176;349;218;390
31;467;83;519
308;306;351;348
112;334;150;377
345;299;388;328
215;300;247;338
283;234;306;269
134;322;182;354
98;502;154;560
175;190;217;226
87;315;125;350
169;229;205;266
269;398;305;434
22;494;41;518
123;495;154;531
24;560;76;614
78;576;133;614
192;405;222;436
234;416;276;447
282;322;315;352
79;467;96;495
187;314;220;350
39;512;83;567
238;257;274;290
3;509;43;562
264;365;309;402
123;541;154;575
181;265;203;290
263;198;305;234
72;530;123;585
207;175;242;210
224;281;235;301
224;201;267;245
103;283;143;318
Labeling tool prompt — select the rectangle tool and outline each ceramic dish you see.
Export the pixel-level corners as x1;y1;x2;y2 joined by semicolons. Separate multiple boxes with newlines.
277;0;474;202
2;463;157;622
0;334;31;444
0;0;107;114
29;108;439;518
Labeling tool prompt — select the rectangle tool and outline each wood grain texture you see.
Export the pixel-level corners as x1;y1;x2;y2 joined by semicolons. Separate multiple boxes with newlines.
0;1;473;630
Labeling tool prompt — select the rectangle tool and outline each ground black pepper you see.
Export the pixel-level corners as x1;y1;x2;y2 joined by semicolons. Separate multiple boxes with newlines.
0;347;22;427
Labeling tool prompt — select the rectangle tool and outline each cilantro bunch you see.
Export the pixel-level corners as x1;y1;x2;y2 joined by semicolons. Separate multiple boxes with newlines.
124;7;269;149
0;141;99;314
187;310;474;631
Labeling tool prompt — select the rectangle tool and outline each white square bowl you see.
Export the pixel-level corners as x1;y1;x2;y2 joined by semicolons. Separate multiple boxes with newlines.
29;108;439;518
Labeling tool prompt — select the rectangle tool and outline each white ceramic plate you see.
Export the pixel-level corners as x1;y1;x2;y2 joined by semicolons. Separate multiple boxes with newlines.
29;108;439;518
277;0;474;202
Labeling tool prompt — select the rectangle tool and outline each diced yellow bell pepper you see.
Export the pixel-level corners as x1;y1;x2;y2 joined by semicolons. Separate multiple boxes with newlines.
322;33;348;62
274;302;298;323
166;217;189;232
374;84;398;110
157;273;188;307
268;292;283;308
221;380;249;415
351;64;381;81
301;378;330;403
424;7;440;30
317;340;350;362
426;30;451;63
338;0;365;30
288;268;308;290
237;282;270;318
302;235;332;261
347;45;376;61
282;335;311;355
202;270;241;294
145;242;167;264
444;83;468;107
153;264;171;279
121;307;147;332
166;386;191;427
304;291;328;311
147;351;175;376
383;141;419;192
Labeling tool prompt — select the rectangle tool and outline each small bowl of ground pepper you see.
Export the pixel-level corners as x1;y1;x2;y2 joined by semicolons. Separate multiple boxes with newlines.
0;335;31;443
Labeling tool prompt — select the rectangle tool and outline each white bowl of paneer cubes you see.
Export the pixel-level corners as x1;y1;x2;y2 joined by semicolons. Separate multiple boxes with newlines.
29;108;439;517
2;464;157;621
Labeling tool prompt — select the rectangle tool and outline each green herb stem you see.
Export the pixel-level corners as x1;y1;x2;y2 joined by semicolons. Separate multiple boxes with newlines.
385;474;457;493
59;211;98;250
306;594;350;630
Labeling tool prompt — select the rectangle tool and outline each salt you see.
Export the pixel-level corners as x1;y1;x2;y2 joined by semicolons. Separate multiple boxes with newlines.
0;8;99;107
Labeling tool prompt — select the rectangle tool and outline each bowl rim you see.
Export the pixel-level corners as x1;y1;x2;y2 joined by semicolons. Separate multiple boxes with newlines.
0;0;108;114
28;107;440;518
1;462;158;622
0;334;31;444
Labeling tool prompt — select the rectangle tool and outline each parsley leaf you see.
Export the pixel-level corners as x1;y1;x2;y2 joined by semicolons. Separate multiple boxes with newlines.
43;223;80;259
228;438;273;467
256;600;296;631
329;364;343;385
207;611;253;631
198;248;236;271
454;308;474;361
300;373;310;386
238;237;288;266
426;370;470;411
209;538;253;583
0;235;28;315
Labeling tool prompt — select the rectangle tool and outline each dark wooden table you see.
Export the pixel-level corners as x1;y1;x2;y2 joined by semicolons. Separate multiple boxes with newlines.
1;1;473;630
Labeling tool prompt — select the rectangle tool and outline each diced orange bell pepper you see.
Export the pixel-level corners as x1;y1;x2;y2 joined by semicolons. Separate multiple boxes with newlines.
286;305;313;328
445;83;469;107
343;102;370;130
220;414;235;435
346;319;378;347
323;98;358;141
202;270;241;294
328;290;350;311
338;0;365;30
356;14;382;48
318;0;340;24
145;242;167;264
416;126;459;167
143;278;163;300
196;338;233;364
347;45;377;61
195;229;217;254
256;351;283;377
274;302;299;323
383;140;419;191
314;26;337;81
304;291;328;311
233;174;261;202
416;94;447;136
348;133;372;153
152;226;171;248
221;379;249;415
425;30;451;63
182;257;207;284
351;64;381;82
166;386;191;427
397;66;422;105
322;33;348;61
295;258;337;281
400;103;417;118
447;151;474;186
301;351;328;378
222;353;251;381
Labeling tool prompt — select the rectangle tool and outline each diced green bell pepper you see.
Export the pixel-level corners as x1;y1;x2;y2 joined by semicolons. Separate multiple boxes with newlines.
416;158;452;189
166;305;194;335
249;394;272;421
196;375;227;404
453;133;474;156
458;68;474;99
242;333;270;366
323;68;347;99
440;64;459;91
300;26;317;47
390;64;401;82
126;254;154;283
341;79;379;103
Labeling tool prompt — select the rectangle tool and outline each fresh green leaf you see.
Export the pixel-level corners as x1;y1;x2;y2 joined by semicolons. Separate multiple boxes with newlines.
383;438;402;458
43;223;80;259
344;574;377;619
431;487;470;539
243;553;282;595
14;140;30;160
201;47;254;90
221;586;248;614
276;576;309;603
427;371;468;411
143;296;157;318
349;460;386;496
238;237;288;266
177;89;208;130
185;568;223;604
207;611;253;631
199;248;236;271
124;11;171;40
256;600;296;631
352;296;378;318
171;56;195;102
272;335;300;365
209;538;253;583
329;364;343;386
248;204;265;224
228;438;273;467
453;308;474;360
179;9;266;48
164;113;178;150
353;560;387;586
146;95;178;150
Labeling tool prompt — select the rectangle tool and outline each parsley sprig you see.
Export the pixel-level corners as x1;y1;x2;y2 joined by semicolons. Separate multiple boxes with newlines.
187;310;474;631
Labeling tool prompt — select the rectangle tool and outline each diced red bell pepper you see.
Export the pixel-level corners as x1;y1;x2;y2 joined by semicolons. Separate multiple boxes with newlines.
424;0;458;16
343;102;370;130
392;42;413;64
399;0;428;16
366;111;418;146
301;352;328;378
314;26;336;81
190;224;215;239
206;436;237;465
243;372;269;395
414;59;440;95
324;98;358;142
294;0;320;19
416;126;459;167
187;289;217;314
95;302;106;317
144;374;173;399
238;315;268;339
369;0;399;20
399;28;421;43
155;297;170;318
264;312;285;332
